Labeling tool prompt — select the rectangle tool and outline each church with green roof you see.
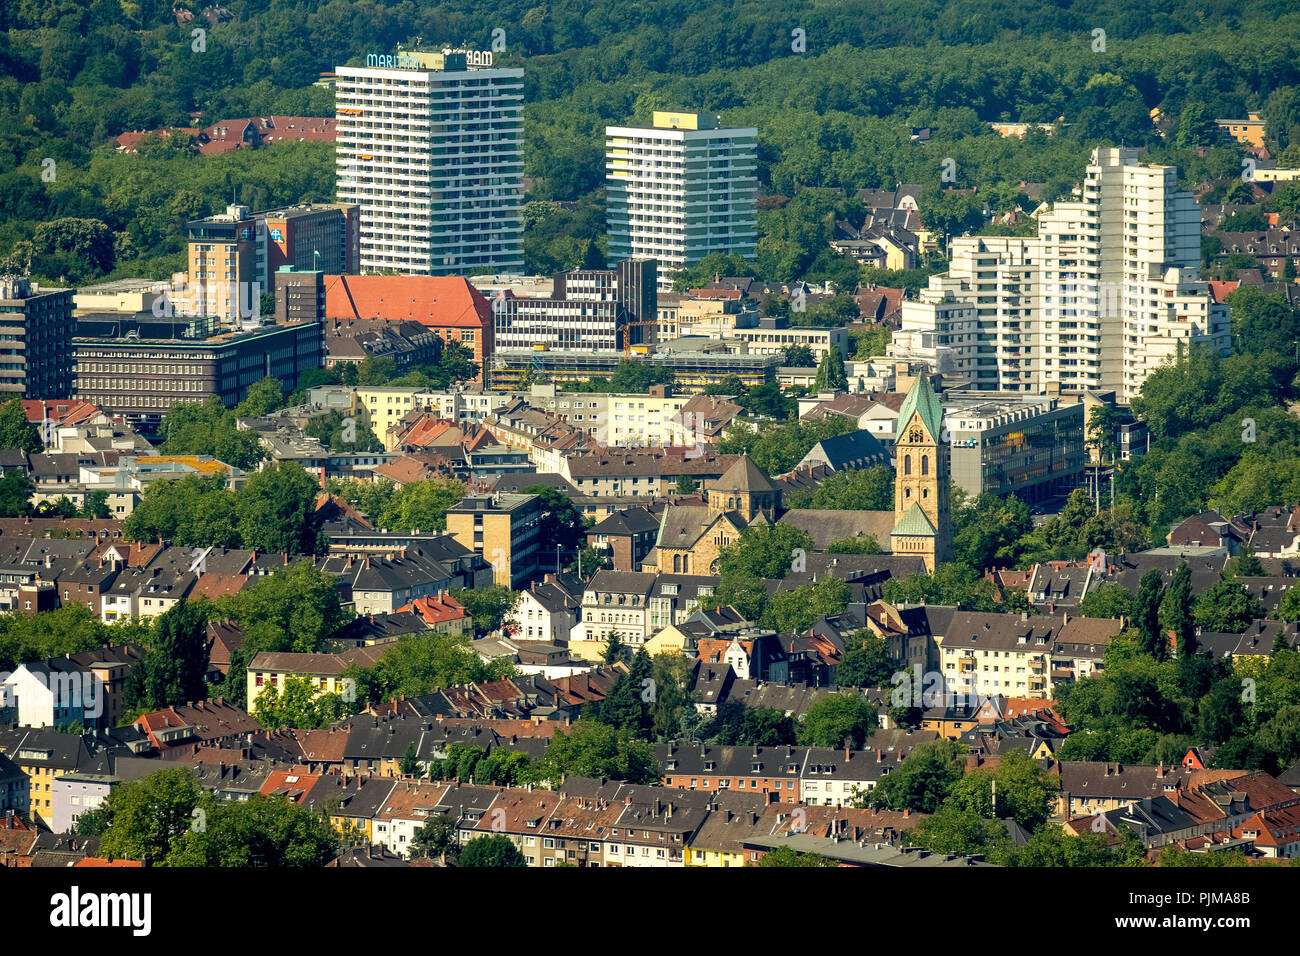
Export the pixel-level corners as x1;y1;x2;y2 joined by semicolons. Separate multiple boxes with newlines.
889;372;953;571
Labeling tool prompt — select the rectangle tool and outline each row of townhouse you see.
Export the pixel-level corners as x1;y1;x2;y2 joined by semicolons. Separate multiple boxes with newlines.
482;398;597;473
561;449;737;499
1056;761;1300;818
655;739;935;807
510;569;724;654
236;693;620;769
1064;769;1300;854
319;774;925;866
0;697;345;832
0;707;546;832
3;709;558;832
0;726;152;828
0;532;488;624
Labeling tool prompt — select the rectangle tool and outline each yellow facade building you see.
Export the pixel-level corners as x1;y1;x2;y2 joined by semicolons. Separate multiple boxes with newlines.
445;493;545;589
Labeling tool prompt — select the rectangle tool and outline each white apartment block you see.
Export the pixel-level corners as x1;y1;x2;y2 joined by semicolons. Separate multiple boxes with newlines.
939;638;1053;700
673;299;848;361
890;295;979;385
348;385;521;432
938;238;1040;392
938;147;1228;401
606;112;757;291
514;588;578;643
416;388;522;424
335;50;524;275
682;321;849;362
577;590;653;645
531;388;691;448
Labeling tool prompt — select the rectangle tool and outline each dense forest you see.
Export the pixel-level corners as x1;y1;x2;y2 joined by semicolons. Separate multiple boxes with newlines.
2;0;1299;284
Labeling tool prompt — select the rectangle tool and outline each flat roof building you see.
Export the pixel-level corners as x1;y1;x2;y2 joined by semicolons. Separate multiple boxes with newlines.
0;276;74;400
606;112;757;291
73;316;324;435
335;49;524;275
493;259;657;353
942;391;1085;504
489;348;779;391
446;492;544;589
187;203;360;322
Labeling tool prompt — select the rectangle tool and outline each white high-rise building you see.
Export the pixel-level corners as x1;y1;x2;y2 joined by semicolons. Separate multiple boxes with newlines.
890;293;979;385
606;111;757;291
933;147;1228;401
335;50;524;275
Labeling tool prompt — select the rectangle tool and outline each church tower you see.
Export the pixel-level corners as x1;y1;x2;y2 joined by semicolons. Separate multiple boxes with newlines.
890;372;952;572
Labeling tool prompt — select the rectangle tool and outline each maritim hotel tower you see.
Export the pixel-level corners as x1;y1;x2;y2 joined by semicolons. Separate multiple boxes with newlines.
906;147;1228;401
606;112;757;291
335;49;524;275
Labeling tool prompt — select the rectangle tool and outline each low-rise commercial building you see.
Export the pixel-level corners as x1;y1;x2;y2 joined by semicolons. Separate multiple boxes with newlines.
489;348;779;391
943;391;1084;503
73;316;324;435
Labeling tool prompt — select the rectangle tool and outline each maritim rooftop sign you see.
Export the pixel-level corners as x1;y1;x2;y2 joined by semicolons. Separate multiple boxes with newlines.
364;49;493;70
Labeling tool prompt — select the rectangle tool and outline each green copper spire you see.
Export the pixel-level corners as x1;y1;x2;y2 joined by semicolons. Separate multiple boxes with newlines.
897;372;943;442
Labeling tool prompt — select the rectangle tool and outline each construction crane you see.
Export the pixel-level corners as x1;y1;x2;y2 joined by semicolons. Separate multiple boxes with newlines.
621;319;659;357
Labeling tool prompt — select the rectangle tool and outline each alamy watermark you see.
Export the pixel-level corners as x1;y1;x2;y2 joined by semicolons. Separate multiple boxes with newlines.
890;666;1000;711
152;280;262;320
0;667;104;720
